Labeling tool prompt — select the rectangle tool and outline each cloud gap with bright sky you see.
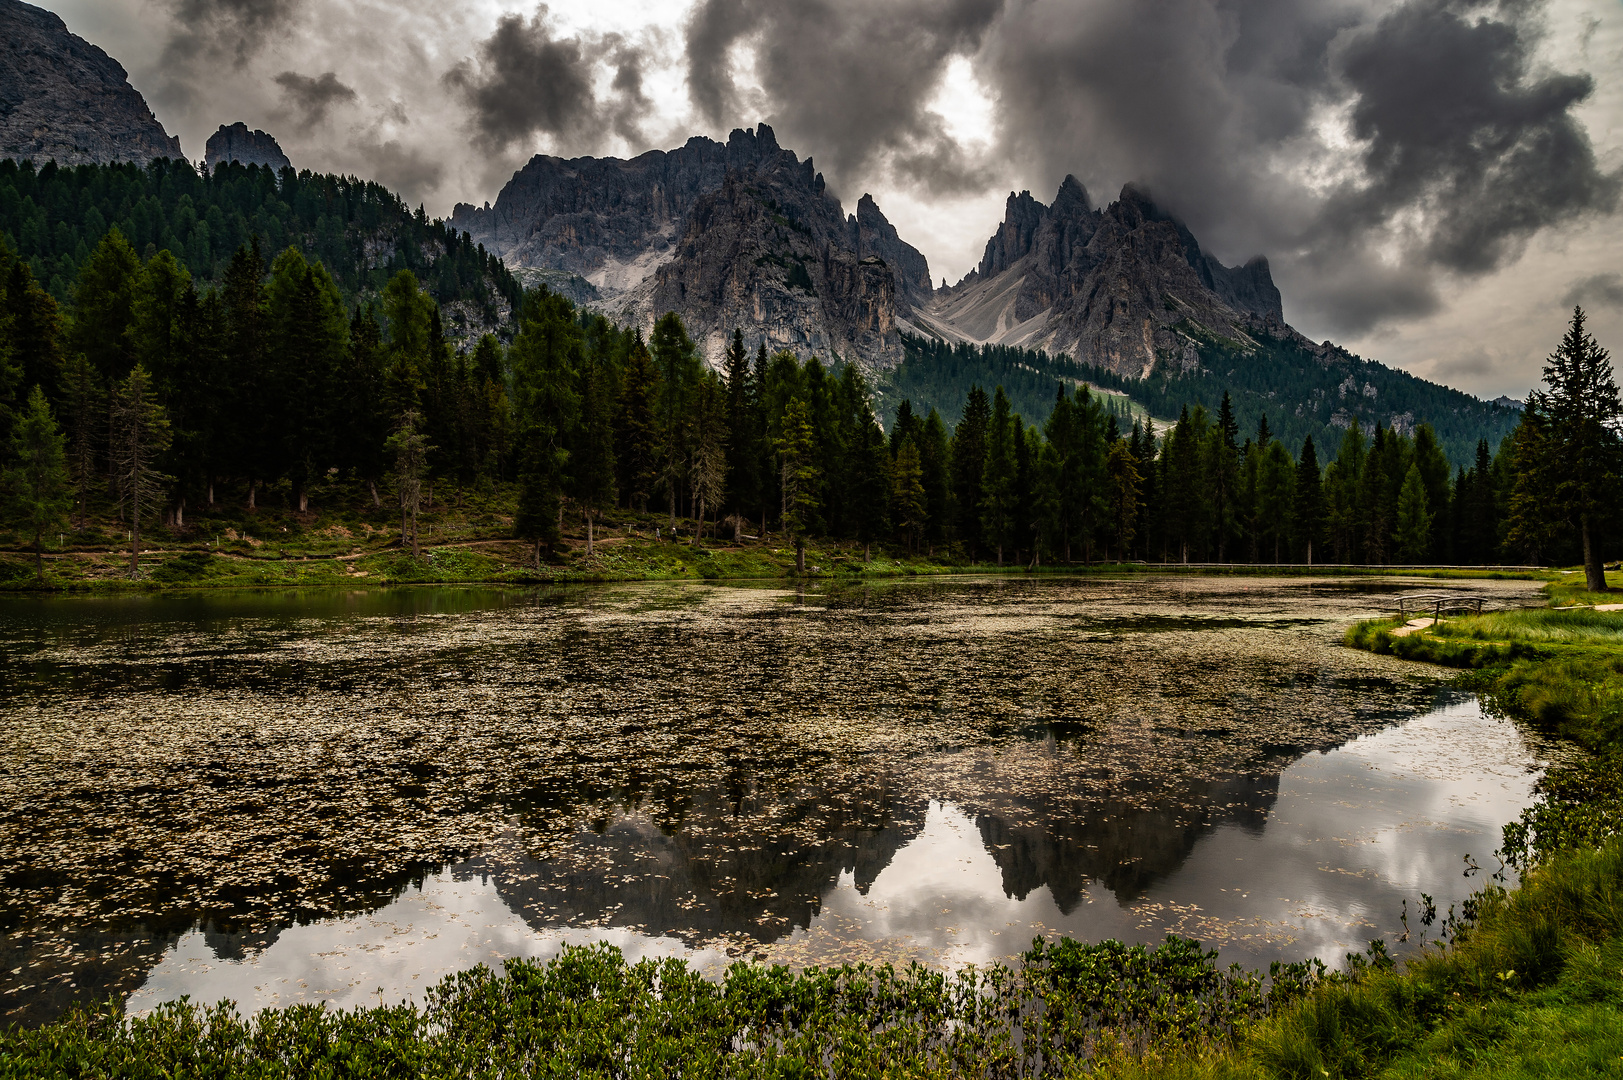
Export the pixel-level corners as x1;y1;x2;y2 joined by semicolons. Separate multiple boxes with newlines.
32;0;1623;401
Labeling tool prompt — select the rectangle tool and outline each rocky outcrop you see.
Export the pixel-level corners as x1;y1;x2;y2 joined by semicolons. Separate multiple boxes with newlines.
610;136;908;368
453;125;930;366
205;123;290;171
919;178;1287;379
0;0;183;167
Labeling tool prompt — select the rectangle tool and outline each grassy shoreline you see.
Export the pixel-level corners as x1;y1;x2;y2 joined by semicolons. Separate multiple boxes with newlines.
0;532;1553;594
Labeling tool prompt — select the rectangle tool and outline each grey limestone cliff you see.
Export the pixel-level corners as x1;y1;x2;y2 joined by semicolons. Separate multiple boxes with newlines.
919;177;1288;379
0;0;182;166
453;125;930;366
205;123;291;171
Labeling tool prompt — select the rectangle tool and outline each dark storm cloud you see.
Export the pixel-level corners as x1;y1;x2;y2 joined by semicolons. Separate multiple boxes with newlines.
273;71;357;131
147;0;304;119
1325;0;1619;273
164;0;303;68
971;0;1617;332
683;0;1003;194
444;5;650;156
1563;272;1623;311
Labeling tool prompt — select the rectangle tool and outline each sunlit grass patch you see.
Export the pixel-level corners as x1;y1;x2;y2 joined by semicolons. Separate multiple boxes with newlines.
1432;609;1623;648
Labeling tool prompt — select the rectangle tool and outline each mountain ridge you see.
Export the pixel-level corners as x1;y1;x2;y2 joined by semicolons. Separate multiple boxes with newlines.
0;0;183;167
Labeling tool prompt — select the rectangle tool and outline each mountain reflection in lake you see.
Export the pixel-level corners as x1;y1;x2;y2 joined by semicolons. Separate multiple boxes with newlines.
0;576;1554;1024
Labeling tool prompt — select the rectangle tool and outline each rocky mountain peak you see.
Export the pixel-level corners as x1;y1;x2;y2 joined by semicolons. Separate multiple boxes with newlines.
455;125;931;368
0;0;183;166
205;123;291;171
919;178;1288;378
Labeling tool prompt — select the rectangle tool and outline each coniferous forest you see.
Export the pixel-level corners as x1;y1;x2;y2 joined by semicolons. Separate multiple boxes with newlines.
0;160;1613;580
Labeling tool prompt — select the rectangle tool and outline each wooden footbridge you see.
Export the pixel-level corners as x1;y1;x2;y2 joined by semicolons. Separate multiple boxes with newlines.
1390;593;1488;619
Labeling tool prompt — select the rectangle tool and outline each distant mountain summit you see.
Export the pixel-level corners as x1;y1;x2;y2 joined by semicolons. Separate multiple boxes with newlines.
452;125;931;368
205;123;290;171
918;179;1286;379
0;0;182;166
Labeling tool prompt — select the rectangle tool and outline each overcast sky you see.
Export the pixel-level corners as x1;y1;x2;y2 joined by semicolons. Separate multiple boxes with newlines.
33;0;1623;401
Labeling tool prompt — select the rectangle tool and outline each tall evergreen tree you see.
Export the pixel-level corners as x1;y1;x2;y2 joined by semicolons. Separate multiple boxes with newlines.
776;397;820;572
510;290;581;559
573;346;619;554
980;387;1018;565
108;364;171;576
614;332;660;514
650;312;703;531
950;386;990;554
1293;436;1324;564
1527;307;1620;589
1395;463;1433;562
5;386;70;576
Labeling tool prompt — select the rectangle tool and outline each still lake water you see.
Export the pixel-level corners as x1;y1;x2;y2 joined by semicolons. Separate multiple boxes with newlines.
0;575;1558;1025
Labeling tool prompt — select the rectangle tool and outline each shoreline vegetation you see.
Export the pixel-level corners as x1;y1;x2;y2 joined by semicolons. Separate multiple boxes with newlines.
0;510;1554;593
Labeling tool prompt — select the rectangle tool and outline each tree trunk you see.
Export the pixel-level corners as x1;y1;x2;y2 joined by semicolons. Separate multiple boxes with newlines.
1583;516;1608;592
34;530;44;579
1306;539;1313;568
130;496;140;576
694;498;705;545
247;481;256;510
997;544;1003;566
369;480;381;507
669;478;677;535
401;500;409;554
865;541;870;562
796;539;805;574
207;482;214;507
176;499;185;529
586;512;595;557
411;503;420;560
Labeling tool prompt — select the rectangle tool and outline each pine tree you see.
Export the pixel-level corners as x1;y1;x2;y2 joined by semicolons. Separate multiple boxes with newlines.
573;347;619;555
510;290;580;560
1528;307;1621;589
1293;436;1324;564
722;328;761;522
1105;438;1142;562
689;371;727;543
776;397;821;572
650;312;703;533
950;386;990;553
5;386;70;577
71;228;141;380
1395;463;1433;562
386;410;431;559
59;352;100;526
890;436;925;552
615;332;660;513
1502;410;1563;565
108;364;172;577
980;387;1018;564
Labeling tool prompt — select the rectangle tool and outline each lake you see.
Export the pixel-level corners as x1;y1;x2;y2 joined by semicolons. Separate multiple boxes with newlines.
0;575;1560;1026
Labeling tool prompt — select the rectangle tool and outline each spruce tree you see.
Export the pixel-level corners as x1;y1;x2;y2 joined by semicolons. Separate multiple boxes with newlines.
980;387;1018;564
615;332;660;513
1293;436;1324;565
386;410;431;559
108;364;172;577
573;348;619;554
5;386;70;577
1395;463;1433;562
71;228;141;380
650;312;702;533
690;372;727;543
950;386;990;553
1106;438;1142;562
775;397;821;572
1528;307;1620;589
